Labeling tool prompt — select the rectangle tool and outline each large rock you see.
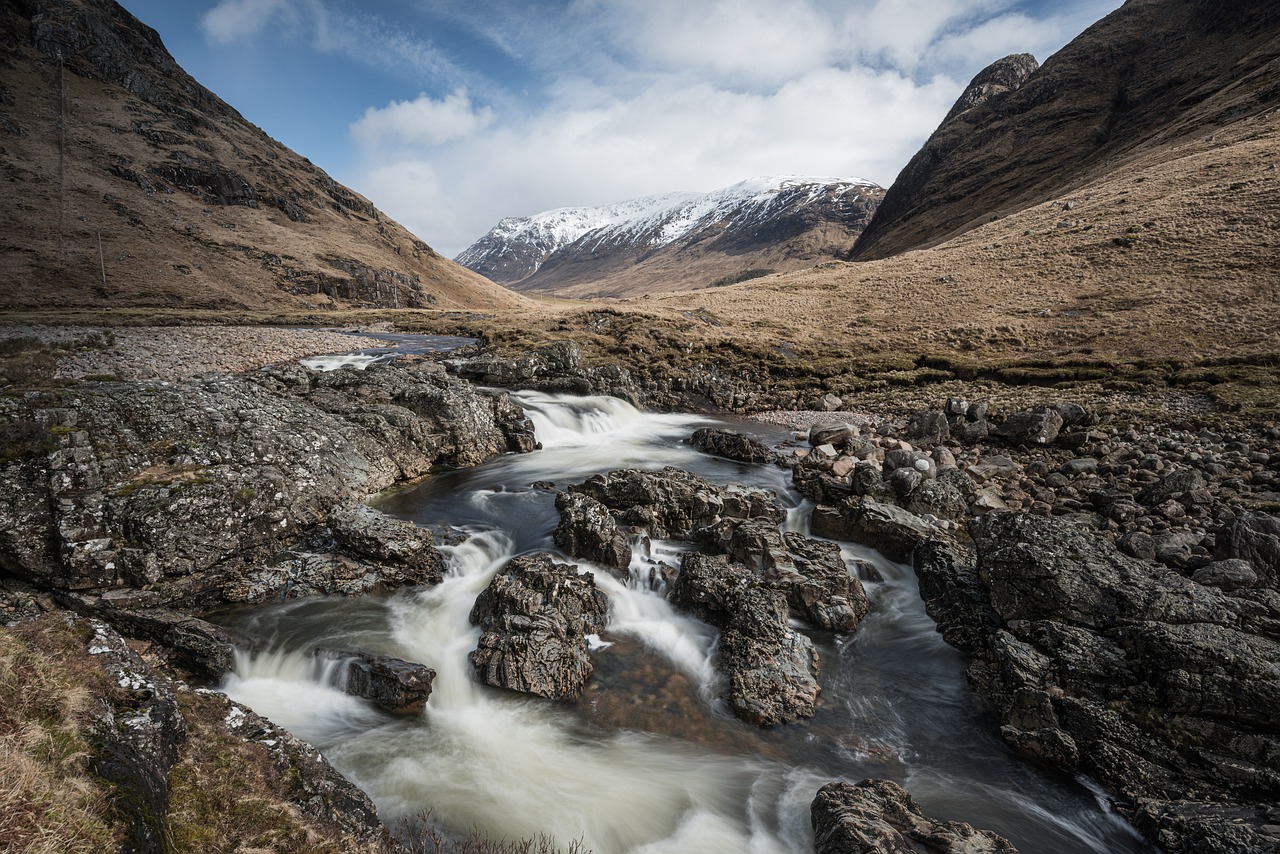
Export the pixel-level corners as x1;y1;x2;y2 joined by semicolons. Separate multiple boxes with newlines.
553;491;632;571
568;467;783;540
0;362;530;610
994;407;1064;446
328;500;446;585
315;648;435;715
812;498;947;562
913;513;1280;852
689;427;774;464
468;552;609;699
811;779;1019;854
1214;511;1280;587
672;551;820;726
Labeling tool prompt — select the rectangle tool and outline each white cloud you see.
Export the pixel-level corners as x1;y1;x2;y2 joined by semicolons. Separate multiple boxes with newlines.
351;90;496;147
200;0;296;44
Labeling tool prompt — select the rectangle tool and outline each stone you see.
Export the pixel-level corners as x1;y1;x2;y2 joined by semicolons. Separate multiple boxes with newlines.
944;398;969;417
812;498;946;562
1061;457;1099;476
1117;531;1157;561
315;648;435;714
689;427;774;464
811;779;1019;854
903;411;950;446
328;500;446;585
1138;468;1208;507
1214;511;1280;587
554;491;632;571
821;393;844;411
995;407;1064;446
469;552;609;699
810;421;855;449
1192;559;1258;591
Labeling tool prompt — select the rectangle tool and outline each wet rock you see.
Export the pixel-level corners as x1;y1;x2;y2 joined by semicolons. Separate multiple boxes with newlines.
690;427;773;464
811;779;1019;854
328;500;446;585
1214;511;1280;587
812;498;947;562
672;552;819;726
914;512;1280;851
469;552;609;699
554;491;632;570
315;649;435;715
568;467;783;540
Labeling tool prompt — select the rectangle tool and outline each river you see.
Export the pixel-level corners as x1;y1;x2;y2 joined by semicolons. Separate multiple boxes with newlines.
213;390;1151;852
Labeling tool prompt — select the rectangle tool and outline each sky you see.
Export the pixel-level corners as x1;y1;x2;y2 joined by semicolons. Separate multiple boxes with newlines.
117;0;1124;258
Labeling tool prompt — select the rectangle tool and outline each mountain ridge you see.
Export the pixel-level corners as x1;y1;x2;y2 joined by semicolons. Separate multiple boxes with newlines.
0;0;528;311
458;176;884;298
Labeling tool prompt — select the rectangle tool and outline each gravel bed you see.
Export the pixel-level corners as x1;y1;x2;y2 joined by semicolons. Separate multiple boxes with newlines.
0;324;390;382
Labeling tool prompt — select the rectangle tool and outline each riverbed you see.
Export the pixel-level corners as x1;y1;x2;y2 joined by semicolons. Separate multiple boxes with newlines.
213;391;1151;853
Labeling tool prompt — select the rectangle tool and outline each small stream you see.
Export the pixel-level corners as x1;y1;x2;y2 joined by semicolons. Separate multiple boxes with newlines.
213;390;1151;852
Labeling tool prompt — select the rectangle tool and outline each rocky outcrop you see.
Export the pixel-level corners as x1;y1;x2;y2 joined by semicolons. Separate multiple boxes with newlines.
468;553;609;699
913;512;1280;853
553;491;632;571
0;361;531;610
672;552;820;726
811;779;1019;853
852;1;1280;260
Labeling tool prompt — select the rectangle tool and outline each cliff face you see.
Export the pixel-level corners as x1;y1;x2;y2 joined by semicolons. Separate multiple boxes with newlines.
0;0;527;311
851;0;1280;260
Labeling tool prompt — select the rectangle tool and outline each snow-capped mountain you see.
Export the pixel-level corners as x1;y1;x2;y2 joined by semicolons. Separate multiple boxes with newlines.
456;176;884;298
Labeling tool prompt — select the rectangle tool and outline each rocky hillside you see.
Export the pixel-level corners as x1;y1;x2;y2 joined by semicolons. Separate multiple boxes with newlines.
458;176;884;298
851;0;1280;260
0;0;527;311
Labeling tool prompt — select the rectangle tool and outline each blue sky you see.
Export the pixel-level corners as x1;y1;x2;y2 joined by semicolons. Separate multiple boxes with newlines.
117;0;1124;257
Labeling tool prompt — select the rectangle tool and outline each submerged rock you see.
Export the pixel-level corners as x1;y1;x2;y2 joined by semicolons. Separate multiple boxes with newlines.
469;552;609;699
315;648;435;715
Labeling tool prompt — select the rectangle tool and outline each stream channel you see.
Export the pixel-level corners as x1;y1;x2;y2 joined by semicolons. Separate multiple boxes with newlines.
213;383;1152;852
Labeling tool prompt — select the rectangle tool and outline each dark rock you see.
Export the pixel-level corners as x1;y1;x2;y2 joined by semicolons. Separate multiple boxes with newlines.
914;512;1280;850
1061;457;1099;476
1138;468;1208;507
468;552;608;699
812;498;946;562
906;478;969;523
1117;531;1157;561
690;427;773;464
811;779;1019;854
568;467;783;540
810;421;855;449
80;603;242;680
328;500;446;585
671;551;819;726
554;491;632;571
315;648;435;714
995;407;1064;446
903;411;950;446
950;416;990;443
1192;559;1259;591
1214;511;1280;587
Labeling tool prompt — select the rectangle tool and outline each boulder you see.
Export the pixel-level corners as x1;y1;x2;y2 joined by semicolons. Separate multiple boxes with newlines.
1214;511;1280;587
315;648;435;715
328;500;446;585
810;421;855;449
553;491;631;571
469;552;609;699
811;780;1019;854
812;498;947;562
690;427;773;464
1138;468;1208;507
903;411;950;446
995;407;1064;446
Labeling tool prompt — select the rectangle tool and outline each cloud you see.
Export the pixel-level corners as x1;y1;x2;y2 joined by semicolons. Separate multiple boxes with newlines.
342;0;1125;257
200;0;296;44
351;90;496;147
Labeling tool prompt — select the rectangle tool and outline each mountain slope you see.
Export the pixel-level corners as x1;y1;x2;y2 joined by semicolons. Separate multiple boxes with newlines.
851;0;1280;261
459;177;883;298
0;0;528;311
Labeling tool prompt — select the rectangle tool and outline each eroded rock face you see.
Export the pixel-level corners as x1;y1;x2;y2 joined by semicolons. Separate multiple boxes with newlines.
914;512;1280;853
0;362;530;609
811;779;1019;854
468;552;609;699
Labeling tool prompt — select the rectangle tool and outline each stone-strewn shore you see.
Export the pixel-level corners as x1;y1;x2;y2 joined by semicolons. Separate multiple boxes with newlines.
0;324;391;381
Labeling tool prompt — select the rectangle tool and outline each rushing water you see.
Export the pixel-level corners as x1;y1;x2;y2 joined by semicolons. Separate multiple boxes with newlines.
215;391;1151;852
